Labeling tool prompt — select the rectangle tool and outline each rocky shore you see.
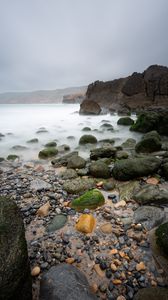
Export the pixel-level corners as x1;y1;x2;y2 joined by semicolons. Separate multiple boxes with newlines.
1;111;168;300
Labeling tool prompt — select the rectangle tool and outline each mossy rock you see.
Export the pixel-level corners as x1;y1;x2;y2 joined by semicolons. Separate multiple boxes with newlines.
117;117;134;126
0;157;5;162
121;138;136;149
90;146;116;160
71;189;105;210
0;196;32;300
67;155;86;169
38;147;58;159
130;112;159;133
63;177;96;194
89;161;111;179
100;123;113;130
116;150;129;159
79;135;97;145
135;131;162;153
27;138;39;143
45;141;57;147
7;154;19;160
156;222;168;255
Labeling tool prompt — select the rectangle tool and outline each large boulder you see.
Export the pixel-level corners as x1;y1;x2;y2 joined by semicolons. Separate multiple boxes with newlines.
89;160;111;178
135;131;162;153
133;287;168;300
79;135;97;145
90;146;116;160
112;156;161;180
0;196;32;300
40;264;97;300
51;151;78;167
144;65;168;99
39;147;58;159
117;117;134;126
156;222;168;255
134;206;166;230
67;155;86;169
79;100;101;115
133;184;168;205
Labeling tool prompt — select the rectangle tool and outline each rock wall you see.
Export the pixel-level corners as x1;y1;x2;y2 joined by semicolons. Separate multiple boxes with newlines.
84;65;168;111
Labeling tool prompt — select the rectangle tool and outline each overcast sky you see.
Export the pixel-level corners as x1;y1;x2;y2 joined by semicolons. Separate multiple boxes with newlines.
0;0;168;92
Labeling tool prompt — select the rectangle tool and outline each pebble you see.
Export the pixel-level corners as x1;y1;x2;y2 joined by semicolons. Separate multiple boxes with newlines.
100;223;112;234
31;266;41;276
136;262;146;271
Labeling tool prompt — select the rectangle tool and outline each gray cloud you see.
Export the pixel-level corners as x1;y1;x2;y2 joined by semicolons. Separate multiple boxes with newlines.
0;0;168;92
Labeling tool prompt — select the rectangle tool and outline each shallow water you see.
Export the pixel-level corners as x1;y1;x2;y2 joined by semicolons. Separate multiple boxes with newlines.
0;104;142;160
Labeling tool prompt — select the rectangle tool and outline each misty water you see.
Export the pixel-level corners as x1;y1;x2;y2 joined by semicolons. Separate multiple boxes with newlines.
0;104;142;161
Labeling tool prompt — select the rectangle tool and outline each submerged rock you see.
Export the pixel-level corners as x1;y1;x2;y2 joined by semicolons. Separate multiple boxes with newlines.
133;184;168;205
51;151;78;167
79;134;97;145
0;196;32;300
121;138;136;149
44;141;57;147
12;145;28;150
82;127;91;131
117;117;134;126
27;138;39;143
39;147;58;159
7;154;19;160
70;189;105;210
112;156;161;180
40;264;97;300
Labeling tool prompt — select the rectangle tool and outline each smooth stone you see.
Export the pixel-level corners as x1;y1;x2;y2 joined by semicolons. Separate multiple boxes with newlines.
133;184;168;205
40;264;97;300
100;223;112;234
76;214;96;233
30;179;52;191
47;214;67;232
134;206;166;230
63;177;95;194
133;287;168;300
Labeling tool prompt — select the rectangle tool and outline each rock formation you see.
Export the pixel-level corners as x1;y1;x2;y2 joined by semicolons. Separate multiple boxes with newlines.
81;64;168;112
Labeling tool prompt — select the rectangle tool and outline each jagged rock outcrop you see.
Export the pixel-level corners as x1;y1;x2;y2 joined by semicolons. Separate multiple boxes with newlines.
82;65;168;112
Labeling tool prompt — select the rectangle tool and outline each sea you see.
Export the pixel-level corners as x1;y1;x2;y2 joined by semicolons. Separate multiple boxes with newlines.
0;104;142;161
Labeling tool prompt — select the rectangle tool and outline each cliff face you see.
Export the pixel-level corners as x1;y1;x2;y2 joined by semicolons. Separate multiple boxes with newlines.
85;65;168;111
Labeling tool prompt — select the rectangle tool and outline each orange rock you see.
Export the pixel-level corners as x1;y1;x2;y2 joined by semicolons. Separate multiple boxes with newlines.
100;223;112;234
96;181;104;188
112;279;122;285
110;263;117;272
114;200;126;208
117;296;126;300
65;257;75;264
91;283;98;293
136;262;146;271
31;266;40;276
119;251;125;258
76;214;96;233
146;177;159;185
37;201;51;217
113;259;122;266
109;249;118;255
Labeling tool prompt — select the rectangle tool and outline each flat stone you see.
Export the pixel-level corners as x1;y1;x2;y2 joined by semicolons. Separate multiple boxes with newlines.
100;223;112;234
47;214;67;232
134;206;166;230
30;179;52;191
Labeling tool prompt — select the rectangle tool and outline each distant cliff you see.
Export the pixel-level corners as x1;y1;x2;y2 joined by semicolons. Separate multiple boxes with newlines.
62;92;86;104
84;65;168;111
0;86;87;104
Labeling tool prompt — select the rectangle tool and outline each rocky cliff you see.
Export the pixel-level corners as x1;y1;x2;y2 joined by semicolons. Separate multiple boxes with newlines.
84;65;168;112
62;92;86;104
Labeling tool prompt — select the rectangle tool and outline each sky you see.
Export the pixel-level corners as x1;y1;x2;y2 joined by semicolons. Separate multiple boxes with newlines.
0;0;168;93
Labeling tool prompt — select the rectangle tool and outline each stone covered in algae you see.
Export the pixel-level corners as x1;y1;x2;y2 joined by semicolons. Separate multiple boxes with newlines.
70;189;105;210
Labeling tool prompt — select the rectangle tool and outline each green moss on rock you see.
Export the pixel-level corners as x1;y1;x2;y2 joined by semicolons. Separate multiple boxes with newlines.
45;141;57;147
71;189;105;210
38;147;58;159
79;135;97;145
117;117;134;126
7;154;19;160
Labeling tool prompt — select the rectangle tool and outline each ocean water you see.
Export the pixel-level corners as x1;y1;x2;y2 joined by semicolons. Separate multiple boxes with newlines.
0;104;142;161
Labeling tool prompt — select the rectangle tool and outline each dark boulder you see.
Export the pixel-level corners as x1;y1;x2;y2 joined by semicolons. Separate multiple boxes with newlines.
40;264;97;300
117;117;134;126
112;156;161;180
162;162;168;179
135;131;162;153
90;146;116;160
79;100;101;115
133;184;168;205
89;160;111;178
79;135;97;145
156;222;168;255
67;155;86;169
51;151;78;167
134;206;166;230
0;196;32;300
